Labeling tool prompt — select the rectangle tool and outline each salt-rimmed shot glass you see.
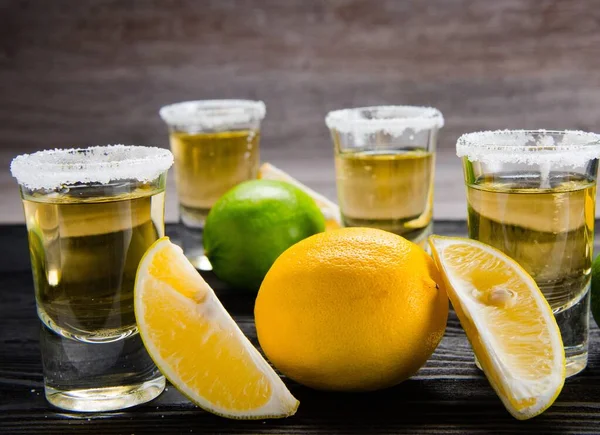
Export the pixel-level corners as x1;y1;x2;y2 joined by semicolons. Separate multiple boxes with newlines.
10;145;174;411
325;105;444;246
457;129;600;377
159;100;266;270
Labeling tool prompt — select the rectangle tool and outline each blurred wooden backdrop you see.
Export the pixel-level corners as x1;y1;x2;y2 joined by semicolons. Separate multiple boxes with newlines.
1;0;600;222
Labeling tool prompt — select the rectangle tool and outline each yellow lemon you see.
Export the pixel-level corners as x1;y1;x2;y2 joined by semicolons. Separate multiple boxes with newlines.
429;235;565;420
134;238;299;419
255;227;448;391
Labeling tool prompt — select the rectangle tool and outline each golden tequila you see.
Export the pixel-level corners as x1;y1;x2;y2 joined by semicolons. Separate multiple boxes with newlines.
335;148;434;238
457;129;600;378
24;184;165;341
467;172;594;313
12;145;171;411
170;129;260;226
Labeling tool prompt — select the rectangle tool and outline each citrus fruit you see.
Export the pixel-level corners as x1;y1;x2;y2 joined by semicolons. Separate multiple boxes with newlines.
204;179;325;291
254;227;448;392
429;235;565;420
591;254;600;327
258;162;342;230
134;237;299;419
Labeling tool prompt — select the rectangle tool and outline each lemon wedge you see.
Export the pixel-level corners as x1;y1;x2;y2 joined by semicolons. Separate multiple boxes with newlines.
258;162;342;230
134;237;299;419
429;235;565;420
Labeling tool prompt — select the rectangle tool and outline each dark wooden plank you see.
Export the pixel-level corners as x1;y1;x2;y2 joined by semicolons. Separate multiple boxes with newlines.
2;221;600;433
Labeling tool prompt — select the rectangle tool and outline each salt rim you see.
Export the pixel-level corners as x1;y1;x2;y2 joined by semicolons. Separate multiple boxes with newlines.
325;105;444;135
11;145;174;191
159;100;266;130
457;129;600;166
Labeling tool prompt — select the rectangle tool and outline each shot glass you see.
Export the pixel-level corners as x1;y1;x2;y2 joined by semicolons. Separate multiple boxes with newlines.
10;145;174;411
457;129;600;377
325;105;444;246
159;100;266;270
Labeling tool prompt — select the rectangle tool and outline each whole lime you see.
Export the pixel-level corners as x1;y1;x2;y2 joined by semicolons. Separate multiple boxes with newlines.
204;179;326;291
591;255;600;328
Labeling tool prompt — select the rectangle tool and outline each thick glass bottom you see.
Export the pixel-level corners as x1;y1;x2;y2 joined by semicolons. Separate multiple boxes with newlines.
178;218;212;271
40;323;165;412
45;376;165;412
559;289;590;377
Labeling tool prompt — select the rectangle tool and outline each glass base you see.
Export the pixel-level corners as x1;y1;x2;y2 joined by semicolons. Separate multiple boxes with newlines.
40;323;166;412
341;219;432;247
565;350;588;377
45;376;165;412
407;223;433;251
177;207;213;271
187;253;213;271
178;223;212;271
558;288;590;377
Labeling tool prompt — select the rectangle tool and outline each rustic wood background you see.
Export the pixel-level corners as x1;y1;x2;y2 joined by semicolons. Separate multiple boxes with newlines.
1;0;600;222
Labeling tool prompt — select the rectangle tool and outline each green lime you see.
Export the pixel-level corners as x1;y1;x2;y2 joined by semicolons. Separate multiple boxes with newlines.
591;255;600;327
204;179;326;291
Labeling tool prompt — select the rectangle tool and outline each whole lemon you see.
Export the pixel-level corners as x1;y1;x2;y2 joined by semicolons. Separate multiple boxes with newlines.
204;179;325;291
254;227;448;391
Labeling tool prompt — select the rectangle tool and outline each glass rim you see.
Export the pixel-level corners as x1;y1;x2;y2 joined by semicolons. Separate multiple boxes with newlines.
159;99;266;129
457;129;600;166
11;145;174;191
325;105;444;135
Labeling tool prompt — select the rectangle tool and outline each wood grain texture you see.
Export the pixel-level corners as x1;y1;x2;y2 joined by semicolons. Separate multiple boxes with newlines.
2;222;600;434
1;0;600;223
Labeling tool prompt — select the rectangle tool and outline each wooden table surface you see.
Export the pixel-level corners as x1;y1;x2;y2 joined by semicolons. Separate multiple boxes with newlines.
2;222;600;434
